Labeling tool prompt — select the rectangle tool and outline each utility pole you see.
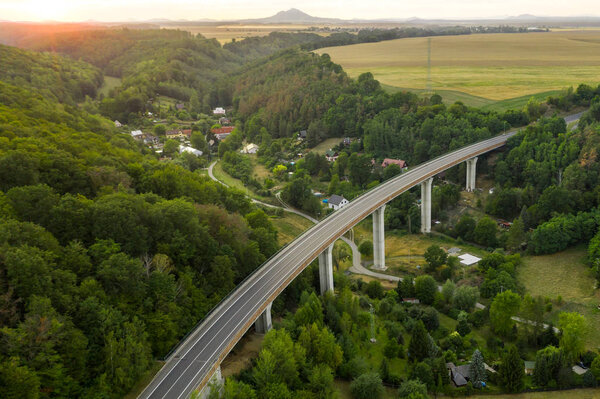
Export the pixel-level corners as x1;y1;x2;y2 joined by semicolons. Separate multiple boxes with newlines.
369;304;376;343
426;38;432;94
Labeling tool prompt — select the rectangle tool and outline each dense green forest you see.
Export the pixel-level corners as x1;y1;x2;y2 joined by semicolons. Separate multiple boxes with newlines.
0;44;278;398
1;23;600;399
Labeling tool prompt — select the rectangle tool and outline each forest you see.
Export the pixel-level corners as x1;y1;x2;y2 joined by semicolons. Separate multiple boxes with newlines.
0;43;278;398
1;23;600;399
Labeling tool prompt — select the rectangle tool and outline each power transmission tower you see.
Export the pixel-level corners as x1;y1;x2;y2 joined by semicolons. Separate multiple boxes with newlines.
426;38;432;94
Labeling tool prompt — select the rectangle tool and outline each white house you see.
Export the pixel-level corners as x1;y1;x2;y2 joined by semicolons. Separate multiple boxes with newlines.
114;120;122;128
179;145;203;157
130;130;144;139
241;143;259;154
213;107;226;115
328;195;349;211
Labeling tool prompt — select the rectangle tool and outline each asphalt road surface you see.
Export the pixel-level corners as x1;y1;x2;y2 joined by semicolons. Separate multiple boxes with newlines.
140;111;582;399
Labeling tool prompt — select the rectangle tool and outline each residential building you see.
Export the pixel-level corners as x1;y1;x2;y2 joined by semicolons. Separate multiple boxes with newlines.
179;145;203;156
130;130;144;139
325;150;339;162
328;195;348;210
381;158;408;169
297;130;307;140
166;129;192;140
213;107;226;115
212;126;235;141
241;143;259;154
176;103;185;110
219;117;231;125
114;120;122;128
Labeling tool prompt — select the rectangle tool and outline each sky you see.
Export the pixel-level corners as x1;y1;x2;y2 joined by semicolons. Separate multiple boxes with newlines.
0;0;598;22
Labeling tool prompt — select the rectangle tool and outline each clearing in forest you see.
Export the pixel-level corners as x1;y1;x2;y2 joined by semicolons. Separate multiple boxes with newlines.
519;246;600;350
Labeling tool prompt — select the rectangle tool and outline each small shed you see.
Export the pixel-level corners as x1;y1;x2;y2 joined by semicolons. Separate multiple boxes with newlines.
458;253;481;266
448;247;462;255
524;361;536;375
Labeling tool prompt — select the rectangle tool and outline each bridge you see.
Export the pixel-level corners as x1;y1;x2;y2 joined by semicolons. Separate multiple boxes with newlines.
139;128;520;399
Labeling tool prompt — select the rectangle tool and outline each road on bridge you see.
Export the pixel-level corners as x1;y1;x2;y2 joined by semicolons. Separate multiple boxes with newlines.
140;112;582;399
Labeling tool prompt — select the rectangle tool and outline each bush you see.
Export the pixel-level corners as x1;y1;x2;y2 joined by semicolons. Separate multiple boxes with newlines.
365;280;384;299
350;372;384;399
358;240;373;256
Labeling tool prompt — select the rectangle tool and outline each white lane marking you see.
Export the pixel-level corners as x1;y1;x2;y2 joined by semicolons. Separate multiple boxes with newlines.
145;128;522;398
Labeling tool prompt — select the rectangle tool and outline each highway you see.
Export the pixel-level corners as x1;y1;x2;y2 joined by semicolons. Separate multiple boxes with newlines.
139;129;520;399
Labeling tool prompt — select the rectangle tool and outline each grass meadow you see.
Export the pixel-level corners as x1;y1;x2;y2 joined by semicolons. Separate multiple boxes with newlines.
519;246;600;351
316;30;600;109
98;76;121;97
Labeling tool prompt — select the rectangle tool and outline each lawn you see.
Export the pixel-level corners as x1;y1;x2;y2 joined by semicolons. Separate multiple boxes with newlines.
311;137;344;155
270;212;314;246
353;218;487;276
212;160;277;204
98;76;121;97
519;246;600;350
316;30;600;107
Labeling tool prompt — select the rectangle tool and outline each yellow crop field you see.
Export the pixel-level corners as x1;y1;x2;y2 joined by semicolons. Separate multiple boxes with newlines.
316;30;600;102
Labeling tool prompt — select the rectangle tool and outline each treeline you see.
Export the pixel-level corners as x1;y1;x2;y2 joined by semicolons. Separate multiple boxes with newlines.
0;45;279;398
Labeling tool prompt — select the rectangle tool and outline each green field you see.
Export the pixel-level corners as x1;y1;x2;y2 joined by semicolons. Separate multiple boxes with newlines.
316;30;600;109
519;246;600;351
98;75;122;97
270;212;314;246
311;137;344;154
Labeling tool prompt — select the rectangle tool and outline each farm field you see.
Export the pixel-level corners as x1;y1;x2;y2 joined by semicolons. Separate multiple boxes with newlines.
164;24;320;44
316;30;600;107
519;246;600;351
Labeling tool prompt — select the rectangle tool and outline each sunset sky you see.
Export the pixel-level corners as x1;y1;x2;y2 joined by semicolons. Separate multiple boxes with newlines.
1;0;598;22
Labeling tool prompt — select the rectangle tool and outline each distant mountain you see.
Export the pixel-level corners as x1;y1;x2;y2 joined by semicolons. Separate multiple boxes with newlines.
241;8;344;24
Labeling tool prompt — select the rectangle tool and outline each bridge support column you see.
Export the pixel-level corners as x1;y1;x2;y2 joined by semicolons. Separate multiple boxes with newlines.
254;303;272;334
465;157;478;192
372;204;387;270
198;366;223;399
319;244;334;294
421;178;433;234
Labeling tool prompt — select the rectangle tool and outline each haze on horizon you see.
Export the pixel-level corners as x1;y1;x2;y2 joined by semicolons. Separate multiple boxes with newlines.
1;0;599;23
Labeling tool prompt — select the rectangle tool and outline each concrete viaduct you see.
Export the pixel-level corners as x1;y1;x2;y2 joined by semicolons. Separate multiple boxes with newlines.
139;131;511;399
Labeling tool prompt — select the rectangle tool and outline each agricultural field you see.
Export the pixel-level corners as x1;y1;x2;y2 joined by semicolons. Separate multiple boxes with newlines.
164;24;318;44
316;30;600;109
519;246;600;351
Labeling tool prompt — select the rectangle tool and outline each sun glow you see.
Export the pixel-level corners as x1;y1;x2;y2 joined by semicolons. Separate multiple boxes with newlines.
7;0;74;21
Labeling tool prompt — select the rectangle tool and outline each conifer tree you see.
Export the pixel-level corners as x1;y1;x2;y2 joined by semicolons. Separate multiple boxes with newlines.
469;349;486;388
408;320;430;362
499;346;524;393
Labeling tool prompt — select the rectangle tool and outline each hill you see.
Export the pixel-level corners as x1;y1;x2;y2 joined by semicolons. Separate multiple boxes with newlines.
242;8;344;24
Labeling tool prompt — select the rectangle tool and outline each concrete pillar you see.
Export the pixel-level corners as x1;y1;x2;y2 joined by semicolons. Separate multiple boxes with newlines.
319;244;334;294
198;366;223;399
465;157;478;192
372;204;387;270
254;302;272;334
420;178;433;234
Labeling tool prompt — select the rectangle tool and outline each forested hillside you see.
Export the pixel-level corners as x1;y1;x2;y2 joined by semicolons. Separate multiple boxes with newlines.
0;45;278;398
0;44;103;103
